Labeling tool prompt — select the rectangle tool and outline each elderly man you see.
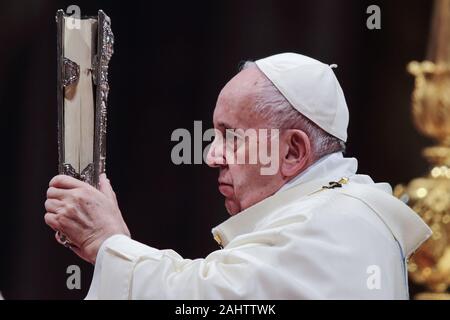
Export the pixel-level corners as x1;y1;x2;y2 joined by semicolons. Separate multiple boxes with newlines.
44;53;431;299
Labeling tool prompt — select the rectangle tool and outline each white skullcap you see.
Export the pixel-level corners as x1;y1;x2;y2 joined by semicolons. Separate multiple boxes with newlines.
255;52;349;142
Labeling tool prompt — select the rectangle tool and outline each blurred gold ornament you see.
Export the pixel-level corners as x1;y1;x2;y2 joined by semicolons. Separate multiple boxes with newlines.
394;0;450;300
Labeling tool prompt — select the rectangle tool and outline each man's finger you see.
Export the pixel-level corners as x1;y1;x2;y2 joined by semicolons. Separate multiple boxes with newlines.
44;199;64;213
46;187;69;200
99;173;117;203
49;175;87;189
44;212;60;231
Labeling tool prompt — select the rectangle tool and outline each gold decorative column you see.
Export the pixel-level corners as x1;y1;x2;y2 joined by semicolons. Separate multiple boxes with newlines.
394;0;450;300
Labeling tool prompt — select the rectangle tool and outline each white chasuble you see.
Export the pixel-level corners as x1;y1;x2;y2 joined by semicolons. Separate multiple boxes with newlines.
86;152;431;299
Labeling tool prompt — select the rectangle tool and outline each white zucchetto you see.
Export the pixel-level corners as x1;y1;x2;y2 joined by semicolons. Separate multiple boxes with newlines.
256;52;349;142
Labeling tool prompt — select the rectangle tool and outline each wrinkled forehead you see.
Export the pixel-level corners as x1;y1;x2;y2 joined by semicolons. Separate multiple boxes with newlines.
213;66;267;129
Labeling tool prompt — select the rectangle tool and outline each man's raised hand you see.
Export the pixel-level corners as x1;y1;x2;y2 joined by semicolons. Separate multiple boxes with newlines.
44;173;130;264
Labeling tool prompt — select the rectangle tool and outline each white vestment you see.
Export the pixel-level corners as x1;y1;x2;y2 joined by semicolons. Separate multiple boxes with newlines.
86;152;431;299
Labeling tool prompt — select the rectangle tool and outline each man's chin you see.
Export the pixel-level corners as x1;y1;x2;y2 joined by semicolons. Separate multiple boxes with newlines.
224;199;241;216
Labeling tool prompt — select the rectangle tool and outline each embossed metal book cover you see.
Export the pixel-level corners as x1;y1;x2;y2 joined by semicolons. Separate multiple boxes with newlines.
56;9;113;188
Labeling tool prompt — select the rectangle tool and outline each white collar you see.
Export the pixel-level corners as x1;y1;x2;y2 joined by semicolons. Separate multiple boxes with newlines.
277;152;357;193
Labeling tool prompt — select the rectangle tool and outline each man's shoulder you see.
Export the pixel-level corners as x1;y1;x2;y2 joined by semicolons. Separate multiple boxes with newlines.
258;182;398;242
267;181;389;217
288;180;397;218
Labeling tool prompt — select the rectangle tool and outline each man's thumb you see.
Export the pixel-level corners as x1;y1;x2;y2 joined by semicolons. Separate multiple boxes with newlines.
99;173;117;202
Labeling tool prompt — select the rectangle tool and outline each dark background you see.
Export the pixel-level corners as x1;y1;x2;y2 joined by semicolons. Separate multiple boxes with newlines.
0;0;434;299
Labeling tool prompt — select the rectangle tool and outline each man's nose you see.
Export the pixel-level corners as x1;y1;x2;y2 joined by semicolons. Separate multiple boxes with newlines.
206;138;226;168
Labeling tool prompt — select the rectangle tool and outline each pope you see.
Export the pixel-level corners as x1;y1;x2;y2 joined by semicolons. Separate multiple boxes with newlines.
44;53;432;299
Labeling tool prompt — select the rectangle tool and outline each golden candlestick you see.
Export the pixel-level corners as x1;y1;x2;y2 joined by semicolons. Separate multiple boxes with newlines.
394;0;450;299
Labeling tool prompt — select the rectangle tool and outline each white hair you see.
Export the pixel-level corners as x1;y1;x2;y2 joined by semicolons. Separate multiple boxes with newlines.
241;61;346;160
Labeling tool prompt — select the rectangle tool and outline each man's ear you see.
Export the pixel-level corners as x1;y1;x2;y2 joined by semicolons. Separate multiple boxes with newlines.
280;129;312;178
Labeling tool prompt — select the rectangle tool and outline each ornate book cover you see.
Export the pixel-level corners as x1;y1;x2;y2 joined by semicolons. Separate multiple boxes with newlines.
56;9;113;188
